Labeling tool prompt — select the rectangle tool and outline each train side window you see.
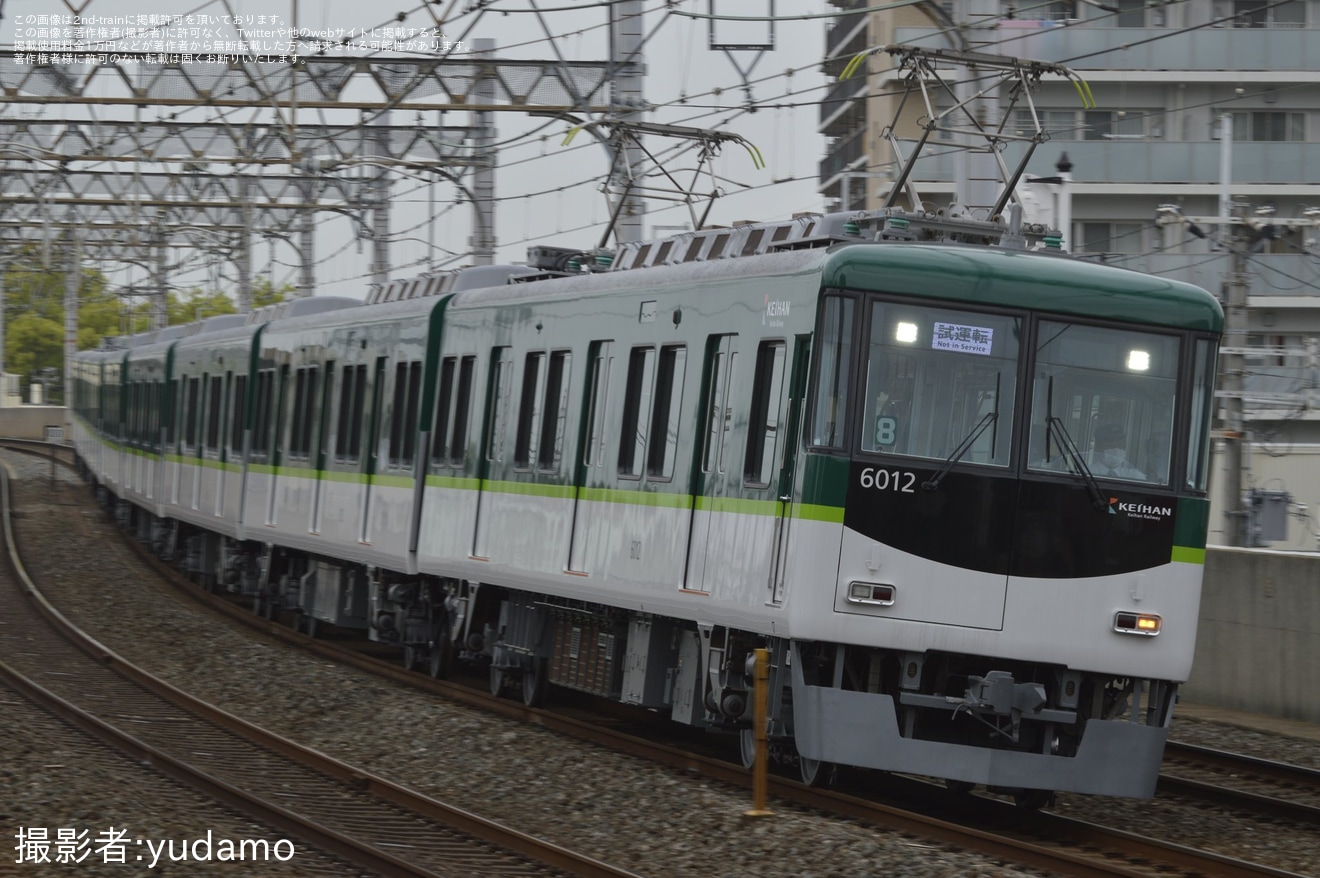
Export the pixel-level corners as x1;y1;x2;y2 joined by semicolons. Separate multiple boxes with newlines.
582;343;613;468
125;382;136;442
618;346;656;479
316;362;335;465
336;365;354;461
252;369;274;456
215;374;230;456
205;374;223;452
290;366;319;459
336;364;367;462
810;295;854;449
538;351;571;473
184;376;201;450
745;341;787;486
229;375;247;453
450;356;475;466
514;352;546;469
290;368;308;458
127;382;137;442
647;345;686;480
401;361;422;467
431;357;457;463
150;380;161;447
389;361;422;468
165;378;178;447
349;364;367;460
485;349;513;463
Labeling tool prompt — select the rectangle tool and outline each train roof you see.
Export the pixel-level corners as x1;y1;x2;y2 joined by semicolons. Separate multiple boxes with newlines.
820;243;1224;333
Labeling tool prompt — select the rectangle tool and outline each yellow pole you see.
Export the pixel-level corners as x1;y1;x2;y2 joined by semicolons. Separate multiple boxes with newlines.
745;647;773;817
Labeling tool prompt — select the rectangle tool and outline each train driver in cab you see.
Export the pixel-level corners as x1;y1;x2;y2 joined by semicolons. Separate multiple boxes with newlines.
1088;422;1147;481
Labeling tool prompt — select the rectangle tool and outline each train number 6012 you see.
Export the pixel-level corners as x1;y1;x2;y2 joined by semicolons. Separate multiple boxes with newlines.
859;467;917;493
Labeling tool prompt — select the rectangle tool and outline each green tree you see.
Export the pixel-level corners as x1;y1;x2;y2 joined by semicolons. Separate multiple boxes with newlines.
4;312;62;380
2;248;113;396
3;243;298;401
251;277;296;309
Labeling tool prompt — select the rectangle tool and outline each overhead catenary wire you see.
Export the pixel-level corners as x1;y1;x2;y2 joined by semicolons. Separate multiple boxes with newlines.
17;0;1315;292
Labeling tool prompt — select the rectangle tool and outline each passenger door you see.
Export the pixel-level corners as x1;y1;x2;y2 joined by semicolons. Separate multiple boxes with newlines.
359;357;388;543
683;334;737;593
567;341;613;572
472;348;513;559
769;335;811;604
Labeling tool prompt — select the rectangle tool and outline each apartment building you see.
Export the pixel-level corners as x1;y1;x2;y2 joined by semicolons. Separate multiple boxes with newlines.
820;0;1320;546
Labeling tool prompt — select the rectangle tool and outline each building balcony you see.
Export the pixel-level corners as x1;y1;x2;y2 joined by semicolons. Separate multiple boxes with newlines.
818;74;868;132
825;5;868;59
1063;253;1320;303
818;127;869;184
893;138;1320;186
895;23;1320;72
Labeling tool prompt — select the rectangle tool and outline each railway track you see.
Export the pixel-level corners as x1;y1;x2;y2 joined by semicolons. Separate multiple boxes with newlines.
1160;741;1320;824
6;443;1317;878
0;454;641;878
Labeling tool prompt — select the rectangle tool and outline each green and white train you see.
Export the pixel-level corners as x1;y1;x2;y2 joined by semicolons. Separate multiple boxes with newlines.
70;209;1222;802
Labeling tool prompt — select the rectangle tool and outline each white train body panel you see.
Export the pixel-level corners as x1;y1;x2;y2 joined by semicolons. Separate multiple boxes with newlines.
67;213;1224;800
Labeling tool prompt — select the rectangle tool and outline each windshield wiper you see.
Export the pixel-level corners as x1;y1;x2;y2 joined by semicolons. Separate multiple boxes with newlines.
1046;416;1110;512
923;410;997;491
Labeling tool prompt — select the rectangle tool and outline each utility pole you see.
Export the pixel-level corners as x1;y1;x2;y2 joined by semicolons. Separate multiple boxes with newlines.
297;174;316;298
1156;203;1320;548
471;38;497;265
64;224;82;407
1221;209;1250;548
610;0;645;243
370;114;392;286
153;234;169;330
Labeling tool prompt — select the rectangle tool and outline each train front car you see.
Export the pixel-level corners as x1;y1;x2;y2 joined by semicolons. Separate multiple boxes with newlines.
784;242;1222;801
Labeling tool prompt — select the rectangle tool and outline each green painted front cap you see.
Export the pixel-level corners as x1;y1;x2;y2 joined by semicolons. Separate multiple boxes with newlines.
821;244;1224;333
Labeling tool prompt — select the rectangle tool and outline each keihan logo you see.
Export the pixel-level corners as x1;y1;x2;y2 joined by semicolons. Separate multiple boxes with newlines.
1108;498;1174;520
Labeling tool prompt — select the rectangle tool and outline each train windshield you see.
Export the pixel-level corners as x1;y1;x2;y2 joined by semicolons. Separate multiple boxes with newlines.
859;301;1020;467
1027;321;1180;486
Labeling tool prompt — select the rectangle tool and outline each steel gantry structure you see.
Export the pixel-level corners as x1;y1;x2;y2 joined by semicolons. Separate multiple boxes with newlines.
0;48;623;395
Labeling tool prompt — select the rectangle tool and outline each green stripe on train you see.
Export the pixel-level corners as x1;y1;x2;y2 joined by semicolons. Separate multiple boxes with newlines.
1170;546;1206;565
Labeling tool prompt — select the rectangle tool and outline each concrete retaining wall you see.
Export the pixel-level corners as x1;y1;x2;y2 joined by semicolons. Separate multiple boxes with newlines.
1184;547;1320;723
0;406;68;441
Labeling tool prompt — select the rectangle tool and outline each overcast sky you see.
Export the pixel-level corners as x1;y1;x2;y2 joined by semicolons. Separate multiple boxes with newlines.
4;0;831;300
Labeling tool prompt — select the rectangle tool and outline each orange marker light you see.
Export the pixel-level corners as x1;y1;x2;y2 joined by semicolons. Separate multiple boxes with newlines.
1114;611;1162;636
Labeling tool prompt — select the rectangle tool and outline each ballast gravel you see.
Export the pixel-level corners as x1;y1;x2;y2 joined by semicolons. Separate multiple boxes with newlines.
4;452;1317;878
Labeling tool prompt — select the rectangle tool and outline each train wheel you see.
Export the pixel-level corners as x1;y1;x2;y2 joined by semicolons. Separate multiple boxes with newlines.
1012;788;1054;811
800;756;833;788
402;645;419;671
489;666;508;696
427;629;452;679
739;728;756;770
522;658;547;707
302;614;317;639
